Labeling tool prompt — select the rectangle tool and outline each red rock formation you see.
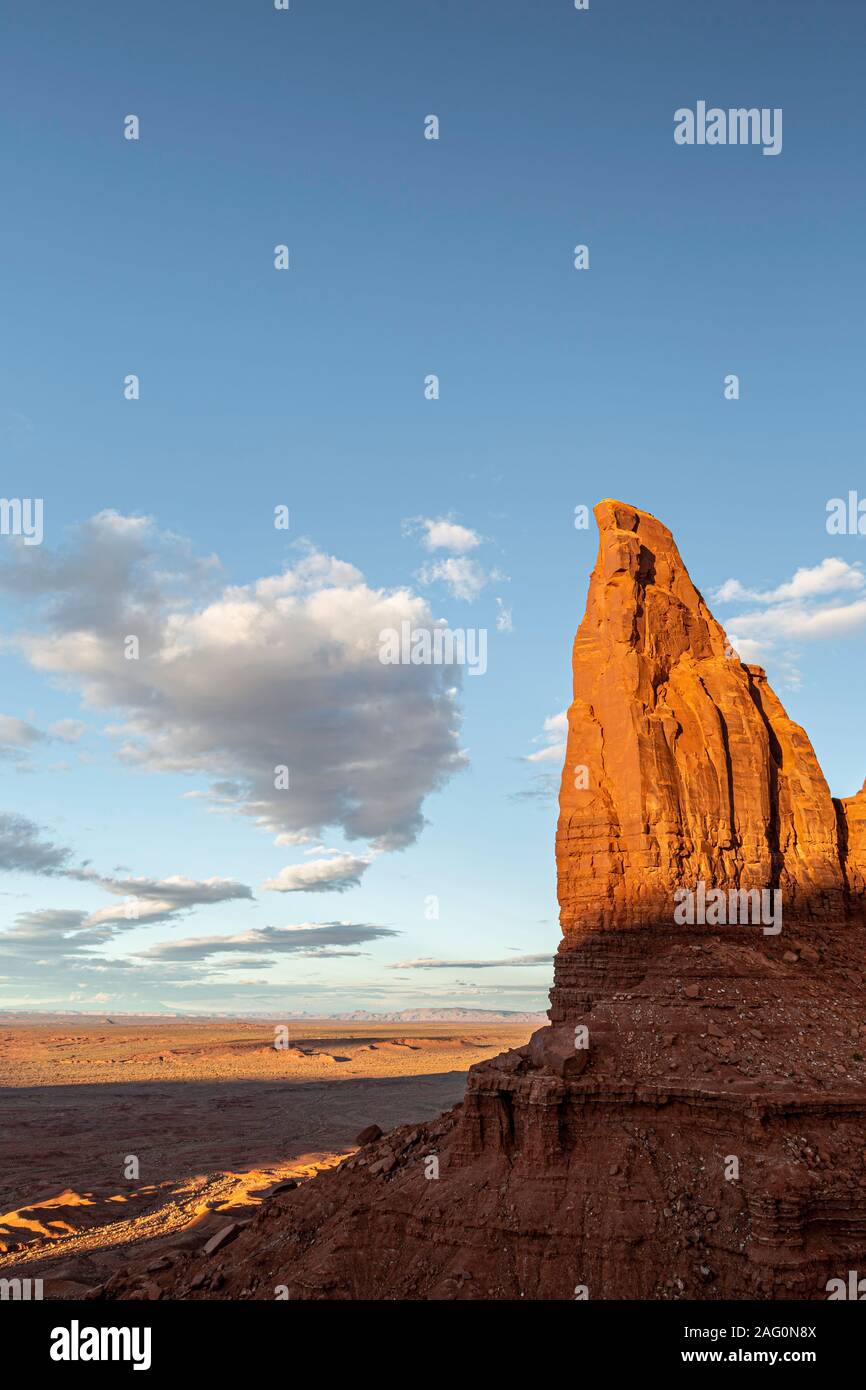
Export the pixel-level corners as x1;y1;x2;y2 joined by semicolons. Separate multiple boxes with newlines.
839;779;866;898
556;500;847;937
100;501;866;1304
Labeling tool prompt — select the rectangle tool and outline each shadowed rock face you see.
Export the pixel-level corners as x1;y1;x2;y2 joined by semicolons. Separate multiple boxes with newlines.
839;779;866;899
103;502;866;1304
556;500;852;938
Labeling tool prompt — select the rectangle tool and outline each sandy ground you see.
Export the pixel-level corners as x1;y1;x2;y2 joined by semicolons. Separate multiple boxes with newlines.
0;1019;532;1297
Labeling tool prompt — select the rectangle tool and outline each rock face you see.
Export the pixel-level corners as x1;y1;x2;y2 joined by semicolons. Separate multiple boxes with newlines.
104;501;866;1304
556;500;848;937
839;779;866;899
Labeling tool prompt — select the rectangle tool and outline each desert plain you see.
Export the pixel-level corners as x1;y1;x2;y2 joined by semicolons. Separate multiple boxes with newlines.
0;1018;534;1298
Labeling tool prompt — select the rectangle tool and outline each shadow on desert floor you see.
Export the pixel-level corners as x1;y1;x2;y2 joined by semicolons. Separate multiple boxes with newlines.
0;1069;471;1287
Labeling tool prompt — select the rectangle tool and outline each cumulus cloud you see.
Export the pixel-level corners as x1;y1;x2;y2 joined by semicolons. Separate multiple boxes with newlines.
138;921;400;961
0;508;218;630
0;812;71;874
403;514;505;601
404;517;483;554
262;853;370;894
0;516;466;854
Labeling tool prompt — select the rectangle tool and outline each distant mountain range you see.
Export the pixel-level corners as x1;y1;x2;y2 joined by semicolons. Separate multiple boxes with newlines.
0;1007;546;1023
334;1008;546;1022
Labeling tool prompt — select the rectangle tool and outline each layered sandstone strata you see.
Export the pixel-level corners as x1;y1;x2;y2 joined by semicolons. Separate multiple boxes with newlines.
556;500;849;936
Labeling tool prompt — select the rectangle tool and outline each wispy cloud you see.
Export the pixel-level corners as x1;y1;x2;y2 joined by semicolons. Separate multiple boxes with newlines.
417;555;502;602
728;599;866;642
713;557;866;666
403;513;505;601
0;812;71;874
263;852;370;894
0;910;401;1008
51;719;86;743
524;711;567;764
0;908;109;960
495;597;513;633
508;772;559;803
65;870;254;926
390;953;553;970
0;716;44;749
713;558;864;606
138;922;400;961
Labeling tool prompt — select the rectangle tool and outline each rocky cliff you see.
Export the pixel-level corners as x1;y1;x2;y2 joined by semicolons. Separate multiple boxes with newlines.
556;500;849;937
839;779;866;900
103;501;866;1303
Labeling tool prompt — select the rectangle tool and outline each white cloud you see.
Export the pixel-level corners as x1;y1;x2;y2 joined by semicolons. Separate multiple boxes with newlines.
390;953;553;970
0;908;103;957
51;719;86;742
495;598;513;633
138;921;398;961
404;516;482;554
525;710;568;764
714;558;864;606
728;598;866;644
263;853;370;894
64;871;254;926
724;636;765;663
0;812;71;874
404;515;504;601
715;557;866;667
0;907;399;1005
0;715;43;748
417;555;500;602
0;518;466;853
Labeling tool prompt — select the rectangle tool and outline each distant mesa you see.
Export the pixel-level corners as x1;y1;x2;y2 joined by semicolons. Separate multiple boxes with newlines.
0;1007;546;1023
334;1008;547;1023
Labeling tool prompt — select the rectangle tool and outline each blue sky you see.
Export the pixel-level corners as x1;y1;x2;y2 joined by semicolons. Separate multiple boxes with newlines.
1;0;864;1014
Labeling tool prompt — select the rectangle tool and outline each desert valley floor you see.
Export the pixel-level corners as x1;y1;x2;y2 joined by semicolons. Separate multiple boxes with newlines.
0;1019;534;1298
